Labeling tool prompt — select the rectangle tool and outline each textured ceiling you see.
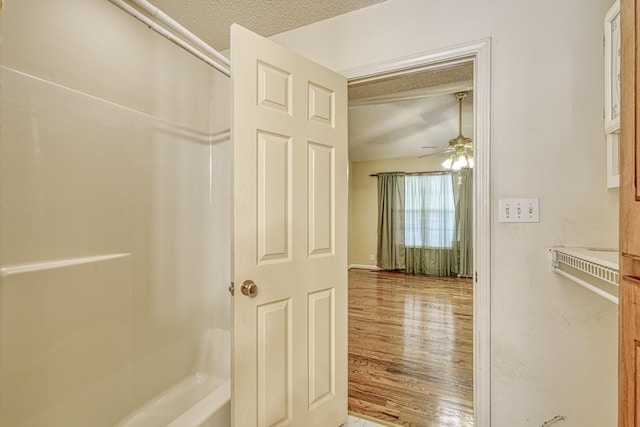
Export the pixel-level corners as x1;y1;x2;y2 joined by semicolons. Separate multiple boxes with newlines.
149;0;386;51
349;63;473;104
349;64;474;162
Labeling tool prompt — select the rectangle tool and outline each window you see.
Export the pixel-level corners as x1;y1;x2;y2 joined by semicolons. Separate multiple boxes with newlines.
404;174;456;249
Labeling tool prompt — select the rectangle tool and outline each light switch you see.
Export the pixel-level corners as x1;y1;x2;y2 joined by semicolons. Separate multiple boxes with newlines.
498;198;540;223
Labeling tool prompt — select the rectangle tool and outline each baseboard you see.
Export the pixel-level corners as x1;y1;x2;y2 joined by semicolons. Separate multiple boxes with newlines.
348;264;381;271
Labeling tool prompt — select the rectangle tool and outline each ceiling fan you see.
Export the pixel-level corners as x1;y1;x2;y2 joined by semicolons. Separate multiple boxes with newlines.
420;91;473;170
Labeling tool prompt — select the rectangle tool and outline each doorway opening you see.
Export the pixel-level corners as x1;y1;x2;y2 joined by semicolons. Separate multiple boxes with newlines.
342;39;491;427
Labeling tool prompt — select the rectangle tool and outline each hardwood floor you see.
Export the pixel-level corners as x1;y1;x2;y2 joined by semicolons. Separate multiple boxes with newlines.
348;269;473;427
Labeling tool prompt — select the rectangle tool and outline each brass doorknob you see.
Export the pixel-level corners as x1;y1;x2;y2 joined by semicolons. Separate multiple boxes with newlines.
241;280;258;297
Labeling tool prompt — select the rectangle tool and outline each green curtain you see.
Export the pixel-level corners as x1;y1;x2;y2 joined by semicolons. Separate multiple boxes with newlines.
377;172;405;270
404;173;457;276
452;169;473;277
405;247;457;276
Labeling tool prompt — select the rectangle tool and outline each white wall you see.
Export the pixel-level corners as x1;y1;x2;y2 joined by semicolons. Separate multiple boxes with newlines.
271;1;619;425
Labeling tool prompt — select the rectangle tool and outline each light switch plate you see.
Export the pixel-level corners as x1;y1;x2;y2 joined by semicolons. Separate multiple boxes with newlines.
498;198;540;223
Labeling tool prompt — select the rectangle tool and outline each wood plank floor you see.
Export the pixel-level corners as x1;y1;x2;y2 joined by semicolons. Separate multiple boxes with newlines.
348;269;473;427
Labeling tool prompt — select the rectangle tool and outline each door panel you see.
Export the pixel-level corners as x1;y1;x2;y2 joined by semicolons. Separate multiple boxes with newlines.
231;24;348;427
257;62;293;115
308;82;335;126
257;131;292;263
257;299;293;427
308;288;335;409
308;142;335;256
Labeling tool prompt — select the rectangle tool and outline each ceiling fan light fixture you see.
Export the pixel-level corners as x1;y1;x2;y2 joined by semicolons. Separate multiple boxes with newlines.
441;91;473;170
452;155;468;170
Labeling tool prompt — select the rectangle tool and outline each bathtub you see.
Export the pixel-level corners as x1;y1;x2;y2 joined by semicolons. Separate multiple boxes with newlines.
116;329;231;427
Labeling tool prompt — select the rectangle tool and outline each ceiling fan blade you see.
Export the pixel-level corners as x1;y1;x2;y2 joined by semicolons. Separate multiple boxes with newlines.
418;148;452;158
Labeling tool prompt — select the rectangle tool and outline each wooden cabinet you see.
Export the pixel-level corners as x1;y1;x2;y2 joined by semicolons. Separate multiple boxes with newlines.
620;275;640;426
619;0;640;425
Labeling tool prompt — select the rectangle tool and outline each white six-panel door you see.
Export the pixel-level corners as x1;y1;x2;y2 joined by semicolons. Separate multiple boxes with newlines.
231;24;348;427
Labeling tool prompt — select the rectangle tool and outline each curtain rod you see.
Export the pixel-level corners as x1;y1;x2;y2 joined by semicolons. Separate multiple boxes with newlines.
369;170;452;177
108;0;231;77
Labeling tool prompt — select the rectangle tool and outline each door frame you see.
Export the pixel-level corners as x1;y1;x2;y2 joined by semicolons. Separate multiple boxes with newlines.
340;38;492;427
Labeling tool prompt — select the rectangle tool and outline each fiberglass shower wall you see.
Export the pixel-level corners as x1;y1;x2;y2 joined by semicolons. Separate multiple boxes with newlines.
0;0;231;425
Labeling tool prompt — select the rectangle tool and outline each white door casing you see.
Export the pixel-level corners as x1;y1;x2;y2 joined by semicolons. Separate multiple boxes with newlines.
231;24;348;427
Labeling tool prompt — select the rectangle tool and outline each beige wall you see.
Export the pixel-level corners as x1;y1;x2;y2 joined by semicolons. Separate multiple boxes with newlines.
272;0;620;425
349;156;446;266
